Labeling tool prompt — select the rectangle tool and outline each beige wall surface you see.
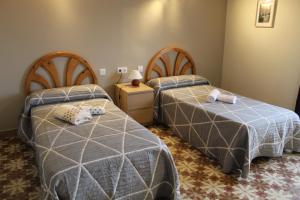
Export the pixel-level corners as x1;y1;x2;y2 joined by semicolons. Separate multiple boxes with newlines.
222;0;300;110
0;0;227;131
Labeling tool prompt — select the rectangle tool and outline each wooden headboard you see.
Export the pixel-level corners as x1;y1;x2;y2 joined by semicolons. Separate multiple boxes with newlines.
145;47;196;81
24;51;98;95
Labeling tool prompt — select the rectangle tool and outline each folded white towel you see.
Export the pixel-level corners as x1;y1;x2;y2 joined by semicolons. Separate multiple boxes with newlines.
54;105;92;125
217;94;237;104
90;106;106;115
79;105;106;115
207;89;221;103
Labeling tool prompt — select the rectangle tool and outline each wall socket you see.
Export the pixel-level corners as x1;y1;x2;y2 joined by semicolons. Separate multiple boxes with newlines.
138;65;143;73
99;68;106;76
117;67;127;74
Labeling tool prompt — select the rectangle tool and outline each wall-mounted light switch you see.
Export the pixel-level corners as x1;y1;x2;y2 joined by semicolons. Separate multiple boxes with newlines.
138;65;143;73
99;68;106;76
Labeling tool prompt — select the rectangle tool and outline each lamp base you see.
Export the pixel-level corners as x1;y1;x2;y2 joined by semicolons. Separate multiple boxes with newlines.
131;79;140;87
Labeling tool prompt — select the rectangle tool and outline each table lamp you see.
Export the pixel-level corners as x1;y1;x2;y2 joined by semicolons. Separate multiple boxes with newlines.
128;70;143;87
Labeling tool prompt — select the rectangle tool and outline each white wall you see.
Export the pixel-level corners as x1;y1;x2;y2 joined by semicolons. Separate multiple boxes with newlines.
222;0;300;110
0;0;227;131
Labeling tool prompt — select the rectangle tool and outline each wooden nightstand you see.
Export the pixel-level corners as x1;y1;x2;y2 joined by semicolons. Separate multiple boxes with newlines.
115;83;154;125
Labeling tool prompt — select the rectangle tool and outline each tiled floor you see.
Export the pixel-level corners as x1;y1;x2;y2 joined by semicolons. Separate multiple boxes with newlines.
1;126;300;200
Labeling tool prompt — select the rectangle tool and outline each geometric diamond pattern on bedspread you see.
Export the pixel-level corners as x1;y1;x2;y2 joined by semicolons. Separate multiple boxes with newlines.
30;99;179;199
159;85;300;178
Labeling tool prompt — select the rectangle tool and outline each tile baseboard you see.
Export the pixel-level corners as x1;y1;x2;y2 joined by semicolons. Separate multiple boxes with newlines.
0;129;17;137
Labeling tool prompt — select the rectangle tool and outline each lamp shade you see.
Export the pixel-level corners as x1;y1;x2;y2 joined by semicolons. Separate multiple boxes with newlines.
128;70;143;80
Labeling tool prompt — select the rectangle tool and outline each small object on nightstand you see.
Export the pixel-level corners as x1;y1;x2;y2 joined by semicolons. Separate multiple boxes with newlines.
115;83;154;125
128;70;143;87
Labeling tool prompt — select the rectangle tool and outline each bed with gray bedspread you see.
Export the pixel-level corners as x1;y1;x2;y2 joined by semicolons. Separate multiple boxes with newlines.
18;84;180;200
147;75;300;178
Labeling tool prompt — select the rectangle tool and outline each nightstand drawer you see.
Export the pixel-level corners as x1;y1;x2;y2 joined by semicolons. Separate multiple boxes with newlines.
128;108;153;125
127;92;153;110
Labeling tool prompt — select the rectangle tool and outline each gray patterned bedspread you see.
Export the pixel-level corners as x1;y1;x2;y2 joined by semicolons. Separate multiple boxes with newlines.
148;77;300;178
18;85;180;199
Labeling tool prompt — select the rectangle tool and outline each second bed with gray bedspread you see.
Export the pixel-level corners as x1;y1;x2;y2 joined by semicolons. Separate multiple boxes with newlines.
148;75;300;178
18;84;180;199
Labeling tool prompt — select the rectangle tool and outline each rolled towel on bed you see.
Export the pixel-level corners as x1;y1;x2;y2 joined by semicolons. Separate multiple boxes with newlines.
207;89;221;103
217;94;237;104
79;105;106;115
90;106;106;115
54;105;92;125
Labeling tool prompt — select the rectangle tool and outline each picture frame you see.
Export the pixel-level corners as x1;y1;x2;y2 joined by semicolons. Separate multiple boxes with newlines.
255;0;278;28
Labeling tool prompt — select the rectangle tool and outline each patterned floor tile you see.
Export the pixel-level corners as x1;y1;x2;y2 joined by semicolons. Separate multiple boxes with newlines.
0;137;40;200
149;126;300;200
1;126;300;200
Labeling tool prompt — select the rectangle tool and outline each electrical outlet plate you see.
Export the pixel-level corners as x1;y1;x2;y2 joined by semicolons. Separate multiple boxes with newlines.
99;68;106;76
138;65;143;73
117;67;127;74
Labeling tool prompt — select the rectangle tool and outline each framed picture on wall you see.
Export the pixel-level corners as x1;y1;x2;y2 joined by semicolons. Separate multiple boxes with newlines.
255;0;278;28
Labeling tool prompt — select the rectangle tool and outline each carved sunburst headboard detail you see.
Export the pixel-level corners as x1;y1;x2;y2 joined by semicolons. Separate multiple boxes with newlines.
24;51;98;95
145;47;196;81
